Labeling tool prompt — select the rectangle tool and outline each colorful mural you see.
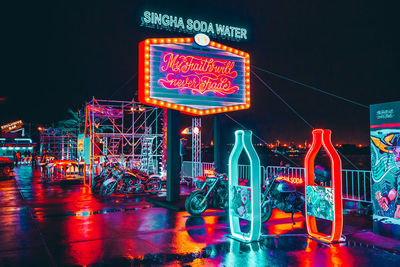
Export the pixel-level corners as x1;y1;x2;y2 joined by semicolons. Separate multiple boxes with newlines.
370;101;400;224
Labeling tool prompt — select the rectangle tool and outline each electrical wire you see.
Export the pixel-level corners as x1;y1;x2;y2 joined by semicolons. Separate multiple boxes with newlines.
252;69;360;170
252;70;314;129
224;113;300;167
252;65;369;109
110;72;138;99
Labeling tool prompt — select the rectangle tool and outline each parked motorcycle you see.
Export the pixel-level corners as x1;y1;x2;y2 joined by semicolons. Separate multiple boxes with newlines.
185;173;228;216
261;165;305;223
91;161;116;193
99;166;162;197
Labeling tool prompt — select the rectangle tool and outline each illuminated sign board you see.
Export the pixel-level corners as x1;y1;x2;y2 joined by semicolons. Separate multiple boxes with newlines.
276;175;304;185
1;120;23;133
141;11;248;42
138;38;250;116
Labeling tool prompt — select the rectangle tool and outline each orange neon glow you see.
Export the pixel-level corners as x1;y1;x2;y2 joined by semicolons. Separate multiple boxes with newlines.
203;169;215;176
304;129;343;243
267;210;304;235
138;37;250;116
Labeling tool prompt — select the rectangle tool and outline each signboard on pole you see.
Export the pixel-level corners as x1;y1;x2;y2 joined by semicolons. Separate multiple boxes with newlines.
138;38;250;116
1;120;23;133
78;134;91;164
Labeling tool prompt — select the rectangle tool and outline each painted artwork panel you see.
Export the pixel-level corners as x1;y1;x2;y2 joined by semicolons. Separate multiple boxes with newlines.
370;101;400;222
230;185;252;221
306;185;334;221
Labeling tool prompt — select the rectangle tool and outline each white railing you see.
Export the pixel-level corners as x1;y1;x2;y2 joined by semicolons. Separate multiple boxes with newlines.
263;166;372;204
180;162;373;204
342;169;372;203
264;166;305;186
181;161;215;179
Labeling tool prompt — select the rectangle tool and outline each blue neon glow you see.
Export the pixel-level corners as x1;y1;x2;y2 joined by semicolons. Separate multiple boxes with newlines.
228;130;261;242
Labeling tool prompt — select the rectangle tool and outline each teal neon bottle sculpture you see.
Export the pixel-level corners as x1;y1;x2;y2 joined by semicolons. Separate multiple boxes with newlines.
228;130;261;242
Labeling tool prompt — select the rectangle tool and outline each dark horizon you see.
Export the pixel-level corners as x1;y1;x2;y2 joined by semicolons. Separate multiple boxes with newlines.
2;0;400;145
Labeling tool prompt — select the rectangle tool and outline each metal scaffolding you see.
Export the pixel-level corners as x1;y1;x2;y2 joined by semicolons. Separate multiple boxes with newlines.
192;117;202;178
83;98;165;187
39;129;77;160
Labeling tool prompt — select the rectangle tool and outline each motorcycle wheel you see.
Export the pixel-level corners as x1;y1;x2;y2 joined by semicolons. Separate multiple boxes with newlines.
185;190;208;216
261;201;273;223
91;175;102;194
2;166;11;176
146;178;162;194
298;194;305;217
100;179;117;198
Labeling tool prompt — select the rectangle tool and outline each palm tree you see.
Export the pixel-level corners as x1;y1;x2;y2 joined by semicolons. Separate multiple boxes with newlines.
57;108;82;135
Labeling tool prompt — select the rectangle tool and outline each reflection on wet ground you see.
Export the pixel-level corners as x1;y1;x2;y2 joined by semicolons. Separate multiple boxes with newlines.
0;166;399;266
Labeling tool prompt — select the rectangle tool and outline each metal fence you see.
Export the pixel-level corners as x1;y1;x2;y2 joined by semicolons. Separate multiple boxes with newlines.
181;161;373;204
264;166;305;186
342;169;372;203
181;161;215;179
263;166;372;204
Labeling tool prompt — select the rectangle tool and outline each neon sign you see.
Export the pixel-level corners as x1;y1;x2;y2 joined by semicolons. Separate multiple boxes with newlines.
304;129;343;243
138;38;250;116
140;11;248;42
1;120;23;133
158;52;239;95
228;130;261;242
275;176;304;185
203;169;215;176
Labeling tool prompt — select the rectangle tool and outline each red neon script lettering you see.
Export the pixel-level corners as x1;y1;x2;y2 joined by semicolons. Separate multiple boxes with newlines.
158;52;239;95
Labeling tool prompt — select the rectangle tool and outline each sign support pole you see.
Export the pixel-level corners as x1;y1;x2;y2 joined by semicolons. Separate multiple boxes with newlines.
166;109;181;202
214;115;223;173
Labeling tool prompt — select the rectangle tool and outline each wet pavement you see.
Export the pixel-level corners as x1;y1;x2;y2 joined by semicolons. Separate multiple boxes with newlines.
0;166;399;266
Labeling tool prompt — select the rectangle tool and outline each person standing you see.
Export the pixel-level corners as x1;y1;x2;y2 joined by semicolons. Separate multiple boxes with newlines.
15;151;21;167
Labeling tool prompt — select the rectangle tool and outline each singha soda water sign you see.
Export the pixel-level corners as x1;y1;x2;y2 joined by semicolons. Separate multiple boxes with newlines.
140;11;248;42
370;100;400;239
138;38;250;116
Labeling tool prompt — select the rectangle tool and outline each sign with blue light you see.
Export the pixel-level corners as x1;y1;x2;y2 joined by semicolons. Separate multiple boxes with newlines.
228;130;261;242
138;37;250;116
141;11;248;42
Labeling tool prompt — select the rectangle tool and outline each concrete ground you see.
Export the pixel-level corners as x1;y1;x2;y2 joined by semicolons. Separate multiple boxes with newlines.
0;166;399;266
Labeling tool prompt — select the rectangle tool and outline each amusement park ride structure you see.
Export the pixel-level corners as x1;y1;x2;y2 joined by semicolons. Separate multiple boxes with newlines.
83;98;165;187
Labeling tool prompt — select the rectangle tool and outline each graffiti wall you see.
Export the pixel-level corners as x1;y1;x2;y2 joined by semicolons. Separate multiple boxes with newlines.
370;101;400;238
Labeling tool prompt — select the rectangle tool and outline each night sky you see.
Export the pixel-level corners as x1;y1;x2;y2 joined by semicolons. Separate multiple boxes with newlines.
2;0;400;145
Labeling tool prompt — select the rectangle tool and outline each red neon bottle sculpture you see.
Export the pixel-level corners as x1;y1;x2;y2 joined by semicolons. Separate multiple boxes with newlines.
304;129;343;243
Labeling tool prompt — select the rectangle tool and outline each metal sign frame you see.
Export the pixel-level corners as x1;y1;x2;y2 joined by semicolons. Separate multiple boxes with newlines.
138;37;250;116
